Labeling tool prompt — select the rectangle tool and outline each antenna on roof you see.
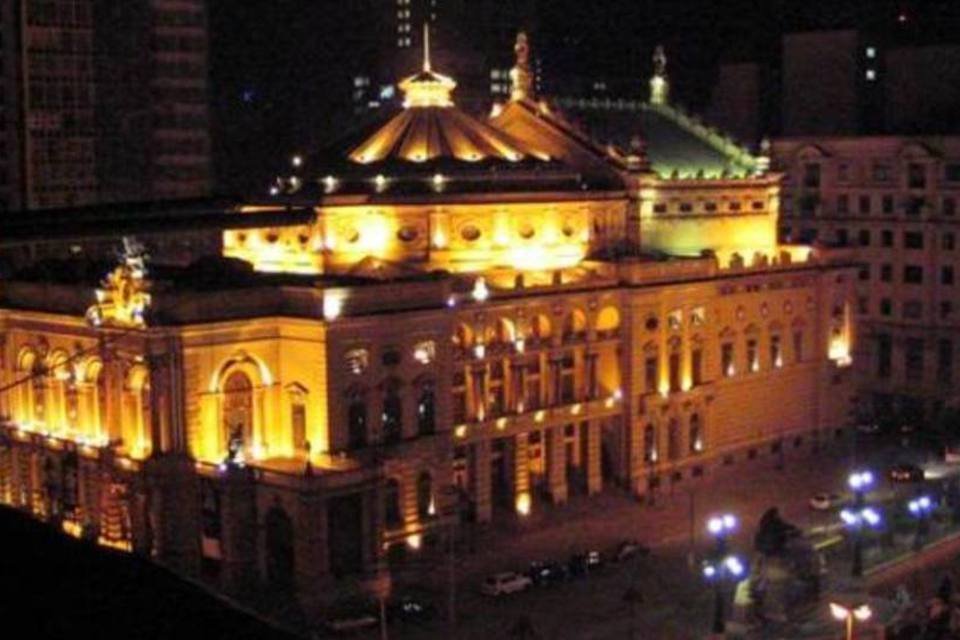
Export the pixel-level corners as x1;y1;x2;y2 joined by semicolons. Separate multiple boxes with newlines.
423;23;432;73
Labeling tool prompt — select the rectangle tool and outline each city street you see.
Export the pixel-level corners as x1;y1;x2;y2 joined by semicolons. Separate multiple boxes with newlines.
367;433;938;639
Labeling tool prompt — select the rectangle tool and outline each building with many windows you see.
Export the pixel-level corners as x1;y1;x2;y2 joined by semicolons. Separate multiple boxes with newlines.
0;35;855;621
0;0;210;211
774;136;960;421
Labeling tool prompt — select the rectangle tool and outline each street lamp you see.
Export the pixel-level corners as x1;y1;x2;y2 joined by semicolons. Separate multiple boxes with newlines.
830;602;872;640
848;470;874;505
908;495;935;550
840;506;882;577
707;513;737;556
703;554;746;634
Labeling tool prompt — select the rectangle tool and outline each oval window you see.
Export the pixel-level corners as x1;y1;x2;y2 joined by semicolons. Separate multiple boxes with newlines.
519;224;535;240
344;228;360;244
562;224;576;238
266;232;280;244
397;226;419;243
298;234;310;245
461;225;482;242
645;316;659;331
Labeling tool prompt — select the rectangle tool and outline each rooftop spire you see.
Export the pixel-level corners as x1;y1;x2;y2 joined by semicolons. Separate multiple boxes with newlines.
510;32;535;101
423;23;432;73
650;45;669;106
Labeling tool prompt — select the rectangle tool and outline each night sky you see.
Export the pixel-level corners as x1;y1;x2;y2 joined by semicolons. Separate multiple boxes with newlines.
208;0;960;194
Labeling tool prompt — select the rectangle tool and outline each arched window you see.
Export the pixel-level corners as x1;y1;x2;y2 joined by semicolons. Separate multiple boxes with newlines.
667;419;681;461
417;384;435;436
595;306;621;339
416;472;433;519
562;309;587;342
689;414;703;454
382;380;403;444
384;478;402;528
643;424;657;463
347;397;367;450
222;371;254;454
264;505;294;589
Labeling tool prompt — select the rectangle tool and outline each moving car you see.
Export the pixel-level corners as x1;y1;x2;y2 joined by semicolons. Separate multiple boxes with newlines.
568;550;604;577
614;540;651;562
527;561;568;586
890;463;925;483
480;572;532;596
808;492;843;511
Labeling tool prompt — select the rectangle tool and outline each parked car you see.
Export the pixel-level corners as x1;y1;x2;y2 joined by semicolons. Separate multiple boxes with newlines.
809;492;843;511
614;540;651;562
527;561;568;586
890;463;925;483
480;572;533;596
568;550;604;577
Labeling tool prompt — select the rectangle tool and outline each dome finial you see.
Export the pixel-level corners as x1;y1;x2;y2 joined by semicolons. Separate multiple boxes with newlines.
510;32;535;101
423;23;432;73
650;45;669;105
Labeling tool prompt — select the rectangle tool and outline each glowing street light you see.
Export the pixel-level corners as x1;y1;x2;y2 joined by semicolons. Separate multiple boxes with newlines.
830;602;872;640
908;495;935;550
702;553;746;634
848;470;874;493
840;506;882;577
707;513;737;556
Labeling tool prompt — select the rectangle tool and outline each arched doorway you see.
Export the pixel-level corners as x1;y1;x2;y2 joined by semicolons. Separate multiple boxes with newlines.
222;371;253;457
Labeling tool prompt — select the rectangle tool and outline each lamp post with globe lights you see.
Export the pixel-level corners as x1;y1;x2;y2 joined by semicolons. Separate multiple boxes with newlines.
704;513;741;634
830;602;872;640
840;506;882;577
848;470;874;508
908;495;934;550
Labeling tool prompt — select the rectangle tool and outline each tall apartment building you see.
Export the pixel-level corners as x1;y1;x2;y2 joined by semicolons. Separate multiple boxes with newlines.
0;0;22;211
775;137;960;421
0;0;210;211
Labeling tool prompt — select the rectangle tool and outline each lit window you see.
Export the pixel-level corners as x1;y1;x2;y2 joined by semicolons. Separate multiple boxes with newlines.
412;340;436;365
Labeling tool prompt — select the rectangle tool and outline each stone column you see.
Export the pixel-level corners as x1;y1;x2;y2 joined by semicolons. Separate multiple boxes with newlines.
546;426;568;504
295;488;329;623
586;420;603;495
219;466;258;596
585;351;599;400
473;440;492;523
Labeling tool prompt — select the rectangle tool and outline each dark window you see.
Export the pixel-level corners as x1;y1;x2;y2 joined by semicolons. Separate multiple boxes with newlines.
881;230;894;247
938;339;953;383
908;163;926;189
417;385;435;435
946;164;960;182
859;265;870;281
668;352;681;392
941;301;954;319
643;425;656;463
904;231;924;249
793;331;804;363
644;356;658;393
691;349;703;385
679;203;693;213
384;479;402;527
859;195;871;214
905;338;924;381
653;203;667;213
880;264;892;282
689;414;703;454
416;472;433;519
944;198;956;216
904;265;924;284
943;233;956;251
880;298;893;316
873;163;892;182
906;197;925;216
382;384;403;444
882;195;894;214
943;266;955;285
837;194;849;214
803;163;821;188
877;334;892;378
348;400;367;450
858;229;871;246
835;229;849;246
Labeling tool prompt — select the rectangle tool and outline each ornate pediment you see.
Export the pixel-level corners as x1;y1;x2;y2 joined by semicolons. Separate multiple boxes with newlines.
86;238;152;329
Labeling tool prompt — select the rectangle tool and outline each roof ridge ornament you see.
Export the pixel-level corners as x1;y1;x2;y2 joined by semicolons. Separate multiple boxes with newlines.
398;23;456;109
423;22;432;73
650;45;669;106
510;32;535;101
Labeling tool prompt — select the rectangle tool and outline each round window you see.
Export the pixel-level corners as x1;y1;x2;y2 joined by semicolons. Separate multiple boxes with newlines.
518;224;535;240
645;316;659;331
461;225;482;242
398;226;419;242
344;228;360;244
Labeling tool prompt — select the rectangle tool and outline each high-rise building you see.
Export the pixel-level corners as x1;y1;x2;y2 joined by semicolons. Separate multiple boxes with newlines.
0;0;23;212
0;0;211;211
774;136;960;421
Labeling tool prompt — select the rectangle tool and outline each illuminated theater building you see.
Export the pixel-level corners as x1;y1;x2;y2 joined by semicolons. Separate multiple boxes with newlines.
0;34;856;616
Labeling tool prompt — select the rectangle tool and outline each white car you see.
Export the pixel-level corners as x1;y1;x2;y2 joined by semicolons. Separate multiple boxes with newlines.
809;492;843;511
481;572;533;596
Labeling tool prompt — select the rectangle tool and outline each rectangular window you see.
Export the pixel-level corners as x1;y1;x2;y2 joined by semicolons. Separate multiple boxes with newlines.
877;334;892;378
873;163;892;182
837;194;849;214
669;352;681;392
903;300;923;319
803;163;821;188
904;265;924;284
941;301;954;320
747;339;759;372
908;163;926;189
882;195;894;214
292;403;306;451
939;339;953;383
721;343;735;377
943;266;955;285
880;264;892;282
944;198;956;216
836;228;849;246
858;265;870;281
946;164;960;182
859;195;871;214
770;335;783;368
904;231;924;249
905;338;924;381
691;349;703;386
644;356;658;393
881;230;894;247
943;233;956;251
793;331;804;363
907;197;925;216
858;229;871;246
880;298;892;316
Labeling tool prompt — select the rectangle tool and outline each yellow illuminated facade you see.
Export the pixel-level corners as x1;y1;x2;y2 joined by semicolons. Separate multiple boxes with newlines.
0;33;856;623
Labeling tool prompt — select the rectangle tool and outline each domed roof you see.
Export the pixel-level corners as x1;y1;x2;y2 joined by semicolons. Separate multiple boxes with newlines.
347;25;529;166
